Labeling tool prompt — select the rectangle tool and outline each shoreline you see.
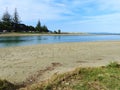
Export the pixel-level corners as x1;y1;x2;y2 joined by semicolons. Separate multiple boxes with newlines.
0;32;90;37
0;32;118;37
0;41;120;84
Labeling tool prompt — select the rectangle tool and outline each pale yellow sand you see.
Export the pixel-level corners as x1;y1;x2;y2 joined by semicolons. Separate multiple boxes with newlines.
0;33;88;37
0;41;120;84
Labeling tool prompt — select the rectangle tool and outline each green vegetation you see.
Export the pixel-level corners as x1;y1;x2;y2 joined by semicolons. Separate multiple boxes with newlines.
54;29;61;34
28;62;120;90
0;80;16;90
0;8;50;33
0;62;120;90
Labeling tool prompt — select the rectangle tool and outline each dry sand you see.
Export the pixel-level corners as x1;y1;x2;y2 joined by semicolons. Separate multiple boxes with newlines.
0;41;120;84
0;33;88;37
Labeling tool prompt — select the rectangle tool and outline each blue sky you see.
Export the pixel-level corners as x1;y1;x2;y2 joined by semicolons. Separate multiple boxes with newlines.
0;0;120;33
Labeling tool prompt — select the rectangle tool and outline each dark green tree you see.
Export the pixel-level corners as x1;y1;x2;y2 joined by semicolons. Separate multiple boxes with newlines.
54;30;57;34
13;8;20;24
58;29;61;34
42;25;49;32
0;9;50;33
36;20;41;32
12;8;21;32
1;9;12;31
27;26;35;31
2;9;12;23
0;21;3;31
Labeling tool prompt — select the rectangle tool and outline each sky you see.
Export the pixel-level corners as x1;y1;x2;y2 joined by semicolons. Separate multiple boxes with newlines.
0;0;120;33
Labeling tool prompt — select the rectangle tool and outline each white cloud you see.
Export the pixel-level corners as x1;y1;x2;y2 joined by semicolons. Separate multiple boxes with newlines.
0;0;120;32
0;0;69;22
0;0;120;21
96;0;120;11
57;12;120;32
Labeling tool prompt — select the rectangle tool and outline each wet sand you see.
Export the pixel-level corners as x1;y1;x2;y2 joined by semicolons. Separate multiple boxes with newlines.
0;41;120;84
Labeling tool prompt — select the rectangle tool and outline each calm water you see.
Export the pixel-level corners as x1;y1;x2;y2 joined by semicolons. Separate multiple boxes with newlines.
0;35;120;48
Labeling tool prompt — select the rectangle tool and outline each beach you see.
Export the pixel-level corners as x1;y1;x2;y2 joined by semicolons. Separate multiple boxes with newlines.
0;41;120;84
0;33;89;37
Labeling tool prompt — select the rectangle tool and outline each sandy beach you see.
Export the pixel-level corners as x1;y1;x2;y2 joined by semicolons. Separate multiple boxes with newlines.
0;41;120;84
0;33;89;37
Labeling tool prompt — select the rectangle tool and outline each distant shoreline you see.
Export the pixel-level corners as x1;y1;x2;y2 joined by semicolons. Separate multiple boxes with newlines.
0;32;119;37
0;32;90;37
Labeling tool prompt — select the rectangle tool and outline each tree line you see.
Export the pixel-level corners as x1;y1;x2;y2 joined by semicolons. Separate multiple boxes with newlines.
0;8;49;33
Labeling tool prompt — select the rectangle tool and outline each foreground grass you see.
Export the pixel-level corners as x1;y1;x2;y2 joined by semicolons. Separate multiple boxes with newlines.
0;80;17;90
25;62;120;90
1;62;120;90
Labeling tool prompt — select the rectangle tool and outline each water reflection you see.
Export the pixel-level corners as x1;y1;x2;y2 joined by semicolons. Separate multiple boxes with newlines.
0;36;30;47
0;35;120;48
53;35;61;40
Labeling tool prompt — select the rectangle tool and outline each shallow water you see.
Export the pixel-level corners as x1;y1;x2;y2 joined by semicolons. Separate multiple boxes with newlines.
0;35;120;48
